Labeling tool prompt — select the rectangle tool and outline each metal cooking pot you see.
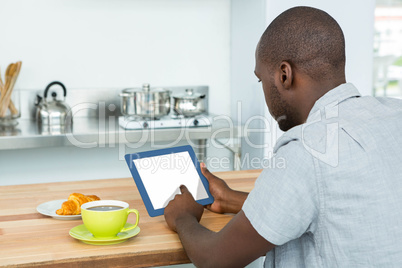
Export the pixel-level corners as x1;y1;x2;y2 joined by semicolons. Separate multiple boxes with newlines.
173;88;206;117
120;83;171;119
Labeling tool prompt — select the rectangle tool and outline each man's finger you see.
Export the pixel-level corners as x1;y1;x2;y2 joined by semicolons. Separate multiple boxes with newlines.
201;163;213;178
179;184;189;194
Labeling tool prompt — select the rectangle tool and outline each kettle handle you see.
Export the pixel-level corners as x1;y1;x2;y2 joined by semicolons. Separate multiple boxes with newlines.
44;81;67;99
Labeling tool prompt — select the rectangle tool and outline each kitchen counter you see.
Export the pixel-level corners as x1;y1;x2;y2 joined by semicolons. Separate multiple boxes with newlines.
0;116;242;150
0;169;261;267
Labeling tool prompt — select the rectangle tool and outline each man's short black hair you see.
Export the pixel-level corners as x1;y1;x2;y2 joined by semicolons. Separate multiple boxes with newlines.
258;6;346;80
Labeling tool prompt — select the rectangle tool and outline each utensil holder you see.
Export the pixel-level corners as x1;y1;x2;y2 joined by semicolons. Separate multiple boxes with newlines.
0;87;20;126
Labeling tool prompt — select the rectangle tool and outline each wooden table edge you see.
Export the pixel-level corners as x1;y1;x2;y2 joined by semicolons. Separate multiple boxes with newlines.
3;248;190;268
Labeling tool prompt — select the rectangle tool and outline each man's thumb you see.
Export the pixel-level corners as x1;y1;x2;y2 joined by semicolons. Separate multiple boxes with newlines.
179;184;188;194
200;162;212;177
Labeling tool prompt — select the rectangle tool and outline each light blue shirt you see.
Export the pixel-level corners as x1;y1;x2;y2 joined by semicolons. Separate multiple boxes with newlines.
243;83;402;267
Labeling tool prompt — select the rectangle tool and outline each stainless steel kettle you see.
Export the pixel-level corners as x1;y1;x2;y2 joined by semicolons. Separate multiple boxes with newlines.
35;81;72;127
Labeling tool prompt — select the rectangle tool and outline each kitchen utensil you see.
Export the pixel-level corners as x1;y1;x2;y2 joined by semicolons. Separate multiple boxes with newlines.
36;81;72;127
1;63;20;115
120;83;171;119
0;63;21;115
173;88;206;117
0;62;22;126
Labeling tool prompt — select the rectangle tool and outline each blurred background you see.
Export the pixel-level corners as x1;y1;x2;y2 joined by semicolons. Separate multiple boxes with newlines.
374;0;402;98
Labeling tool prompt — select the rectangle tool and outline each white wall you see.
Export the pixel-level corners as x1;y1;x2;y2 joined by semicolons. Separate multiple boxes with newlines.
230;0;270;169
265;0;375;96
0;0;231;116
0;0;232;185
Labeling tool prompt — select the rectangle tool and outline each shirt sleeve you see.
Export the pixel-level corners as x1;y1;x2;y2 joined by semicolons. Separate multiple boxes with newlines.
242;139;319;246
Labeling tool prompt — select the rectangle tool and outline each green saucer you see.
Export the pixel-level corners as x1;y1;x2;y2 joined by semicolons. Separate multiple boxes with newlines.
69;223;140;245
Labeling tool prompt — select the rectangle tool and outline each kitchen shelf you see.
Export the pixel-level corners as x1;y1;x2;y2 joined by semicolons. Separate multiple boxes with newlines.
0;117;243;151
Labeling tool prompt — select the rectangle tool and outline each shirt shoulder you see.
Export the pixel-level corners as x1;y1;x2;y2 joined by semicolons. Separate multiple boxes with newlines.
243;137;320;246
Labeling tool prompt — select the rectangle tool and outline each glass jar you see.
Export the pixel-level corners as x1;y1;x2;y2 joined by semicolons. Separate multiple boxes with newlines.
0;86;20;126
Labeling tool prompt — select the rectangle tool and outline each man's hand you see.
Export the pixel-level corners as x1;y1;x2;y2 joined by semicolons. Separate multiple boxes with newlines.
201;162;232;213
164;185;204;232
201;163;249;214
163;167;273;267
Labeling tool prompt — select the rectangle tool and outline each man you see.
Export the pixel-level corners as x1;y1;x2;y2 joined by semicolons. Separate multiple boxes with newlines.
164;6;402;267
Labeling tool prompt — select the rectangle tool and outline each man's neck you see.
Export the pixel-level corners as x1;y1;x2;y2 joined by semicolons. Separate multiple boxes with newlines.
299;77;346;124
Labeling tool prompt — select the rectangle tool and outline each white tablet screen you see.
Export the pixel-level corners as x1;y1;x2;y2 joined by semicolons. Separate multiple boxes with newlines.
133;151;209;210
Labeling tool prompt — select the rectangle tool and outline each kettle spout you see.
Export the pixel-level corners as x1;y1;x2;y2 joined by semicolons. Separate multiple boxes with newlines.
35;95;43;106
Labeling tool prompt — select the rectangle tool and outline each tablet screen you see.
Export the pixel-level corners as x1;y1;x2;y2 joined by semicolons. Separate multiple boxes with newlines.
133;151;209;210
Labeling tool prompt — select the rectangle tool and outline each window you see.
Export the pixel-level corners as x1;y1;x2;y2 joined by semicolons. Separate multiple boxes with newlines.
373;0;402;98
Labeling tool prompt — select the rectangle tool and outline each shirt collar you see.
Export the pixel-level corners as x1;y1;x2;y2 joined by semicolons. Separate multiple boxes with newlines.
273;83;361;153
306;83;361;123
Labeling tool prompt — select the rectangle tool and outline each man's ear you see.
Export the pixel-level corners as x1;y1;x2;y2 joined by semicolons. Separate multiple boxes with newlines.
279;61;293;89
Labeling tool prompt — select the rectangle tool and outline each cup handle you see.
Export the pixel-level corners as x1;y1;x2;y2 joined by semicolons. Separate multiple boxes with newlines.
121;209;139;233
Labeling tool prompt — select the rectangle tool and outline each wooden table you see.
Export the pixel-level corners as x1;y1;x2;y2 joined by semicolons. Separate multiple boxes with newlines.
0;169;261;267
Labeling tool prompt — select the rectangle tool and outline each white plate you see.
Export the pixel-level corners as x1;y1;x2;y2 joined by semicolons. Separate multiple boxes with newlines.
36;199;82;220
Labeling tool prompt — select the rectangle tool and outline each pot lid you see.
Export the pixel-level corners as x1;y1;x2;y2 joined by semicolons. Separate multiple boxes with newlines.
122;83;169;94
173;88;205;99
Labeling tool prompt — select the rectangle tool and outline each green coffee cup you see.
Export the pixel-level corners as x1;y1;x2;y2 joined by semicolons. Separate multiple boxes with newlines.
81;200;139;238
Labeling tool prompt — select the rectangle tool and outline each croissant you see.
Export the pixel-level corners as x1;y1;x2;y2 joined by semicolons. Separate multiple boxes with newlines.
56;193;100;215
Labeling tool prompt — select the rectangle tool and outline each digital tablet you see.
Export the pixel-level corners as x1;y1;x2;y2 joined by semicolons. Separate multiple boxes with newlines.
125;145;214;217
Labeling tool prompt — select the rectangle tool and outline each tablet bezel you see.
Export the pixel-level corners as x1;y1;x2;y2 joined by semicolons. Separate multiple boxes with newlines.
125;145;214;217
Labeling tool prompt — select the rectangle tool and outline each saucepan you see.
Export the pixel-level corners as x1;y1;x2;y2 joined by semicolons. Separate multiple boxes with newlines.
173;88;206;117
120;83;171;119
